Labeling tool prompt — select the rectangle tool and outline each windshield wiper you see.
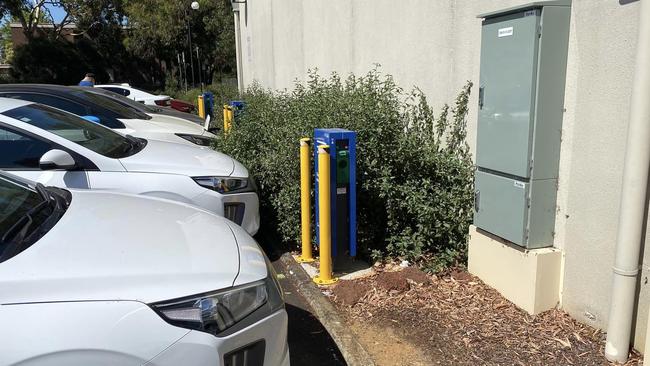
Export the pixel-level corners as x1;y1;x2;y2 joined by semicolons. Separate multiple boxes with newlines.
1;201;48;245
124;135;146;155
1;184;67;244
35;182;55;207
0;184;69;260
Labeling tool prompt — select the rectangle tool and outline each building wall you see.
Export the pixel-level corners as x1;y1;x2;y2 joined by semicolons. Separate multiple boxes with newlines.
235;0;648;349
553;0;645;346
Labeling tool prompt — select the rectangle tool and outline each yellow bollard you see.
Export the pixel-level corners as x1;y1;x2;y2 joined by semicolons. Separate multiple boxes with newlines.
223;104;233;134
313;144;338;285
297;138;315;263
197;95;205;119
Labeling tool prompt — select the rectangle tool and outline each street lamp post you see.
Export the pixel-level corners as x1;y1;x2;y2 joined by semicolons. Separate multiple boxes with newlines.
196;46;203;92
185;1;200;88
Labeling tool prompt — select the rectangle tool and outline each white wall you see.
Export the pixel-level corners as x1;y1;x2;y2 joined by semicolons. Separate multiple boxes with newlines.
554;0;643;343
235;0;648;349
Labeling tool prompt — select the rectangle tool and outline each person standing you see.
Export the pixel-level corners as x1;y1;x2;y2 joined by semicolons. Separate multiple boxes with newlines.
78;73;95;87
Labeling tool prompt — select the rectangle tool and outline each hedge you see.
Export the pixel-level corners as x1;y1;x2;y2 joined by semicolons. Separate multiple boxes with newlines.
214;69;474;272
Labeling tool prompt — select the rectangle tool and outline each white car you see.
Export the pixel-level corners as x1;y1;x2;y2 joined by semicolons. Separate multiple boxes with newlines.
88;86;208;127
96;83;172;107
0;98;260;235
0;85;216;147
0;172;289;365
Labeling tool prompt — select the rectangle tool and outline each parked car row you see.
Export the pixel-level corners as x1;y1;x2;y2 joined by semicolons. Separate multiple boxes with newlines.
95;83;197;114
0;84;215;147
0;85;289;365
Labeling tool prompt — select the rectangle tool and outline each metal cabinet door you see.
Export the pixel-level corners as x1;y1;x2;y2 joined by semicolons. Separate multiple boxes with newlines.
474;170;529;246
477;10;540;178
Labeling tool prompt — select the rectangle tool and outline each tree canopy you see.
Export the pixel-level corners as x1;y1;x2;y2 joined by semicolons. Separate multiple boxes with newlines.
0;0;235;87
123;0;235;82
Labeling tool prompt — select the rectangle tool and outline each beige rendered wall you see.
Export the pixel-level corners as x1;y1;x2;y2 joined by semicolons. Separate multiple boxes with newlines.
553;1;647;349
236;0;649;349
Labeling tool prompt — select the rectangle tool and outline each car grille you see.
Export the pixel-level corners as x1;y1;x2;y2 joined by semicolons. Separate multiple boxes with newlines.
224;340;265;366
224;203;245;225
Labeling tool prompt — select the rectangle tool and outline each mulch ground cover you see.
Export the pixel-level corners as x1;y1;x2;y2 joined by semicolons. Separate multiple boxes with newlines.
328;265;642;366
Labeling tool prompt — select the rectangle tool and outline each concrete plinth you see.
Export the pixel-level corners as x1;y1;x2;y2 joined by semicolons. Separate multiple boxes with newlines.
468;225;562;315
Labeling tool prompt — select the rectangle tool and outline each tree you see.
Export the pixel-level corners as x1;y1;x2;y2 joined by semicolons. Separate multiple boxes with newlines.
1;0;235;87
10;36;89;83
2;0;74;42
1;21;14;63
123;0;236;85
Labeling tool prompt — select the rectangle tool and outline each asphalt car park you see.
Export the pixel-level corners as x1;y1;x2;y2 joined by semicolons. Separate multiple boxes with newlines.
270;256;346;366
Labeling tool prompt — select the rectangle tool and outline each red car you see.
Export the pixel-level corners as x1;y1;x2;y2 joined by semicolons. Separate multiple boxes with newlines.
170;98;196;113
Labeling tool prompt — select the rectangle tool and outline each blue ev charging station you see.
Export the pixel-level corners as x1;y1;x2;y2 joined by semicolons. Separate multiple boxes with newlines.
314;128;357;260
201;92;215;117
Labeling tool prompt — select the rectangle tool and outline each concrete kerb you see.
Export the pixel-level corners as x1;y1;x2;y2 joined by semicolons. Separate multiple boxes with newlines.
278;253;375;366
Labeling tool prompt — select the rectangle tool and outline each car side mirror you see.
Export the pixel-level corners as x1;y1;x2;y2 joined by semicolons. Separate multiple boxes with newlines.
39;149;77;170
203;114;211;131
81;115;101;124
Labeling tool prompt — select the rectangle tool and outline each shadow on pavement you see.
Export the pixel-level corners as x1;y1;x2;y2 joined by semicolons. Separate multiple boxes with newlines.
285;304;347;366
257;233;347;365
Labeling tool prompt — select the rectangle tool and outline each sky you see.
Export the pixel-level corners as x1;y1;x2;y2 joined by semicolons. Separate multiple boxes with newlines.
47;4;67;23
1;4;67;24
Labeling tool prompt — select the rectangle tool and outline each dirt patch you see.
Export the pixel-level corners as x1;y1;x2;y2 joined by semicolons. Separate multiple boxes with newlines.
401;266;431;284
333;266;431;305
329;267;643;366
331;279;371;306
450;269;472;282
374;266;431;292
375;271;411;292
348;320;435;366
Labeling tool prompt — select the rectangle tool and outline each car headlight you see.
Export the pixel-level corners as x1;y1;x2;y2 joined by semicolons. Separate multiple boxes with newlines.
175;133;215;146
150;269;284;336
193;176;255;194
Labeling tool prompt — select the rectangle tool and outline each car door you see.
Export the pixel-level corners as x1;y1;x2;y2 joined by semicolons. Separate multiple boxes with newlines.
0;124;91;188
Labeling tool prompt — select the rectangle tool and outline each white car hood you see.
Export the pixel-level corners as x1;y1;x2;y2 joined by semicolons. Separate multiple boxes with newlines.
119;139;235;176
0;190;245;304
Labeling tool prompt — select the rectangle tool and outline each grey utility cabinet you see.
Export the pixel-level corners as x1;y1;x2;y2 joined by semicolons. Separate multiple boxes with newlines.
473;1;571;249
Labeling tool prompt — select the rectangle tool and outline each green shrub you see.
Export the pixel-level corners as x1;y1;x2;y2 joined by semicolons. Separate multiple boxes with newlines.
215;69;474;271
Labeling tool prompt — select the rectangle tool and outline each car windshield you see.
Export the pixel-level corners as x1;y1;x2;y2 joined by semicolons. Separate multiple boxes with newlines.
70;89;152;120
2;104;144;159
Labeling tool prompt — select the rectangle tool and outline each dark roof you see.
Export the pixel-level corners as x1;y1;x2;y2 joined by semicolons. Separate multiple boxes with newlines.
0;84;149;120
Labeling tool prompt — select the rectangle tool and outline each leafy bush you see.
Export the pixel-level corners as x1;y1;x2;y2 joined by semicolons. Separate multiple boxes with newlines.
215;69;474;271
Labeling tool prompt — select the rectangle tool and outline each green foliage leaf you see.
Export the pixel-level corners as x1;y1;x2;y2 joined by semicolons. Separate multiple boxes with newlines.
215;68;475;272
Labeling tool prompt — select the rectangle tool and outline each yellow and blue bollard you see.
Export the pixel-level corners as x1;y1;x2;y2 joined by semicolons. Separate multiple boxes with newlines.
313;144;338;285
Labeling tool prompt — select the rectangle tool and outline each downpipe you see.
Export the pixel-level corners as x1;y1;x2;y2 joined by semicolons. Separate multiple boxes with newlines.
605;0;650;362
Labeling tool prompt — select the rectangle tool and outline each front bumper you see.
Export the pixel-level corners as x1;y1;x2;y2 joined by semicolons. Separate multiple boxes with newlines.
193;190;260;236
144;309;289;366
